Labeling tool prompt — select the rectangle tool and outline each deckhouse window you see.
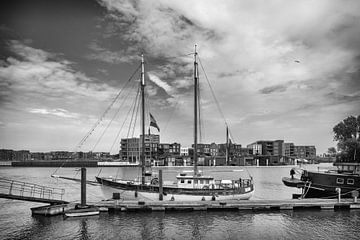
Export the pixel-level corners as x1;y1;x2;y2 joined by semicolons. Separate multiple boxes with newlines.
336;178;344;184
200;180;204;184
347;179;354;185
187;180;192;184
180;179;184;183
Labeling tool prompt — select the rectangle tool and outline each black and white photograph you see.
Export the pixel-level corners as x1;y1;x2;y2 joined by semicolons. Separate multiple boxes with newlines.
0;0;359;239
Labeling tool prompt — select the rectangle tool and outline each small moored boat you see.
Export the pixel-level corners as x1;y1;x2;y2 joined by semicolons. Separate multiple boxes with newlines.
64;205;99;218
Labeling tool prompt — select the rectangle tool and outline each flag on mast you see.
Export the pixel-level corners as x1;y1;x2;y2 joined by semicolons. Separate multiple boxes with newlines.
149;113;160;132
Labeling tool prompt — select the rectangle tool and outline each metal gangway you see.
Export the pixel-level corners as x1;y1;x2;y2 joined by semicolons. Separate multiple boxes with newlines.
0;177;68;205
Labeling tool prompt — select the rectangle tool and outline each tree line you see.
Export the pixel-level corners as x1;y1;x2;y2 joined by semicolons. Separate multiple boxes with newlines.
333;115;360;162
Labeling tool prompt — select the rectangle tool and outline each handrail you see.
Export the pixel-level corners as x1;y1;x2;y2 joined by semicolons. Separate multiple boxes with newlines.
0;177;65;200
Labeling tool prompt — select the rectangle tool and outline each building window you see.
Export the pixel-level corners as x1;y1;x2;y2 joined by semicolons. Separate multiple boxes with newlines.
336;178;344;184
347;179;354;185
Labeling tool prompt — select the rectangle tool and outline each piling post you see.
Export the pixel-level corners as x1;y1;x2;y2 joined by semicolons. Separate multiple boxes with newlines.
336;187;341;203
159;169;163;201
352;190;358;203
81;167;86;206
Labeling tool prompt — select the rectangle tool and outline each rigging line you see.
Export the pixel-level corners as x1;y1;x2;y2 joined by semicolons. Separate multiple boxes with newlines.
109;89;138;154
197;71;203;143
198;55;236;142
130;87;141;138
92;78;139;152
126;85;141;139
75;64;141;151
144;53;193;66
131;89;141;138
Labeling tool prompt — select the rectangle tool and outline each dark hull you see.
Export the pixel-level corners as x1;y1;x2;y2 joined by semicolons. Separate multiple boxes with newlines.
282;177;305;188
283;171;360;198
95;176;254;197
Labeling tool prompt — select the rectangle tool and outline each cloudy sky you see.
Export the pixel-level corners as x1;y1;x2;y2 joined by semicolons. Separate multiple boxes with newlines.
1;0;359;154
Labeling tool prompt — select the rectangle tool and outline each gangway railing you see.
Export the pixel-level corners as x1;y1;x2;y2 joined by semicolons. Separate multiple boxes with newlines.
0;177;66;204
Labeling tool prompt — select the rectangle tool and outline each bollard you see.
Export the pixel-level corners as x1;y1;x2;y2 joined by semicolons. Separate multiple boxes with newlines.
352;190;359;203
335;188;341;203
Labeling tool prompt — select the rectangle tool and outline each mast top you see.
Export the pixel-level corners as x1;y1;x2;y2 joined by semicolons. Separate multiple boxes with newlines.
141;53;145;86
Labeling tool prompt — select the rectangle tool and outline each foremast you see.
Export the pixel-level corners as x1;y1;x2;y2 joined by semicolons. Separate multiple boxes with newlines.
193;45;199;176
141;54;146;185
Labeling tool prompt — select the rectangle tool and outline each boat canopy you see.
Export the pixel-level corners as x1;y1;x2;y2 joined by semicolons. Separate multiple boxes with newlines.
176;174;215;189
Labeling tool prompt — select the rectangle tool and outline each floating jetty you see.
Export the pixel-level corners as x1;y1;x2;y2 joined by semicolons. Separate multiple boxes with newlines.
31;198;360;216
95;199;360;212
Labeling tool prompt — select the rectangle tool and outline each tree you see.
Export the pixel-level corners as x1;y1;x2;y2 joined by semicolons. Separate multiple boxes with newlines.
327;147;337;156
333;115;360;162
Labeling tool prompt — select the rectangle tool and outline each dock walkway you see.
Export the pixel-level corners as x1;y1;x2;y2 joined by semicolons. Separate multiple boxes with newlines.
93;198;360;212
30;198;360;216
0;177;68;205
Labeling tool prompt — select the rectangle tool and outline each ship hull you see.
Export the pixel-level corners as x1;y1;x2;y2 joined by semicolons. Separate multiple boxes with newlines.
96;177;254;201
283;170;360;198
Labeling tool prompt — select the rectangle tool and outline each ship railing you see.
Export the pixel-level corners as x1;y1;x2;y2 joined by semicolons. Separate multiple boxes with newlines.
0;177;65;200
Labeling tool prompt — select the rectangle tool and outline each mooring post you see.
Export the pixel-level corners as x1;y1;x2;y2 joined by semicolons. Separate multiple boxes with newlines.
159;169;163;201
352;190;359;203
81;167;86;206
336;187;341;203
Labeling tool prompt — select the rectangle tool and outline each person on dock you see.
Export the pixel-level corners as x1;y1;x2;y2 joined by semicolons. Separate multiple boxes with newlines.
290;168;295;179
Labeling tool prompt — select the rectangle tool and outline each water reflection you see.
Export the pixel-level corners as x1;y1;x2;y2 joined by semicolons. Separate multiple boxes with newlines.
2;164;360;240
79;219;89;240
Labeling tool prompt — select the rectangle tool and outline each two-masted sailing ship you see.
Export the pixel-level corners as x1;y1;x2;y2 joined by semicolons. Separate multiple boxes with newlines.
96;46;254;201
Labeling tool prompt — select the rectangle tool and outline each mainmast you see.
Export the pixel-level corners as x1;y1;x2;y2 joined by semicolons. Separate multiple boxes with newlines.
193;45;199;176
226;126;229;165
141;54;146;185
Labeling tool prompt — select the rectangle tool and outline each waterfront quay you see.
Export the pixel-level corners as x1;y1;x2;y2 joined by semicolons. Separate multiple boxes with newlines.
89;198;360;212
31;198;360;216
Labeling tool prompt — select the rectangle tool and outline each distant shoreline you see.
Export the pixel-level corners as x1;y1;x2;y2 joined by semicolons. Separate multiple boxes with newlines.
0;161;140;168
0;160;329;168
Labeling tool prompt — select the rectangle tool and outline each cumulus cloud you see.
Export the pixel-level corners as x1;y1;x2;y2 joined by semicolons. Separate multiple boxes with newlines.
87;41;138;64
2;0;360;153
147;72;174;96
0;41;118;104
29;108;80;119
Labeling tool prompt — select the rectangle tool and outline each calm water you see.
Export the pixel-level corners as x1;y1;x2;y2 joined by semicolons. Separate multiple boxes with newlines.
1;163;360;240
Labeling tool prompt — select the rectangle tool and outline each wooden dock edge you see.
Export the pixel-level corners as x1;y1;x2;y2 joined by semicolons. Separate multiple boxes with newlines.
94;199;360;213
30;199;360;216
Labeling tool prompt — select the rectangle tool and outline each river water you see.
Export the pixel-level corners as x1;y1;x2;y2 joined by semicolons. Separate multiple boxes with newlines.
1;163;359;239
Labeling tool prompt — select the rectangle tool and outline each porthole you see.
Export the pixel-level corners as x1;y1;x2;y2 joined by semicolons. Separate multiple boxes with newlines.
347;179;354;185
336;178;344;184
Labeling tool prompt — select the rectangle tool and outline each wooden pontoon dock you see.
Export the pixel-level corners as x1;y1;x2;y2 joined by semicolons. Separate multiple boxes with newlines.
93;198;360;212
